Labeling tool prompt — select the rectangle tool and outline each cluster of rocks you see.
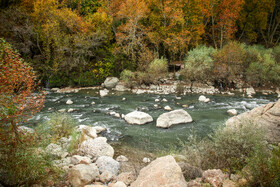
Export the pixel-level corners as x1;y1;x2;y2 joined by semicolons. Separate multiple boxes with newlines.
123;109;193;129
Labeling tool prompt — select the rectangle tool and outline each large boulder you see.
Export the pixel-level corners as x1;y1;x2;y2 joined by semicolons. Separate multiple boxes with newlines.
96;156;120;176
226;99;280;143
124;111;153;125
68;164;100;187
79;137;114;160
156;109;193;128
130;155;187;187
104;77;119;89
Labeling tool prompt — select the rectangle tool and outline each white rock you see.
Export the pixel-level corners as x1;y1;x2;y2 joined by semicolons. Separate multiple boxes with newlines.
143;157;150;163
71;155;92;165
79;137;114;160
68;108;74;113
66;99;73;105
122;98;126;101
18;126;34;134
115;113;121;118
227;109;238;116
154;104;159;108
100;171;115;183
104;77;119;89
162;98;168;102
68;164;100;187
58;109;66;113
116;155;129;162
92;126;107;134
204;98;210;103
100;89;109;97
246;87;256;96
124;111;153;125
51;88;59;91
96;156;120;176
176;97;182;100
164;106;172;111
112;181;127;187
156;109;193;128
155;99;160;102
121;114;125;119
91;101;96;105
46;143;63;158
198;95;207;102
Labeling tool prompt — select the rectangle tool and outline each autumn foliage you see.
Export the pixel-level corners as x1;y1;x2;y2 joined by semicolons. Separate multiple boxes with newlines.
0;38;45;134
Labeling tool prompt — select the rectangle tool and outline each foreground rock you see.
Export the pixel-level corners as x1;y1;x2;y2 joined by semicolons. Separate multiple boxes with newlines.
202;169;227;187
156;109;193;128
226;99;280;143
79;137;114;160
96;156;120;176
104;77;119;89
68;164;99;187
124;111;153;125
130;155;187;187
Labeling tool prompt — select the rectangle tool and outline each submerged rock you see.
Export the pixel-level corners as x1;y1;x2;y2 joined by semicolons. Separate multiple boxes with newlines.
104;77;119;89
131;155;187;187
198;95;207;102
156;109;193;128
164;105;172;111
124;111;153;125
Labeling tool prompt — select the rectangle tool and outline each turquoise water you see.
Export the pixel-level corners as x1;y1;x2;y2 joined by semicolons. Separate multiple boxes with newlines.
27;89;277;152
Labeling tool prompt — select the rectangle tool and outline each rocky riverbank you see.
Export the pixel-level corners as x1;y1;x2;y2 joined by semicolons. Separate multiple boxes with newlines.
51;76;280;98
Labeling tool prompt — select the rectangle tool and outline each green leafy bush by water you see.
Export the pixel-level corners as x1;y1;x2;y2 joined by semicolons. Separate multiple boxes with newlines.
37;113;76;144
183;120;266;174
120;69;136;88
182;45;215;82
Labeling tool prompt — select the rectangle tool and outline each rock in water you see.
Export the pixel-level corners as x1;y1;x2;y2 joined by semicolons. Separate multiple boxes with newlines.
227;109;238;116
198;95;207;102
68;164;100;187
124;111;153;125
104;77;119;89
66;99;73;105
164;105;172;111
79;137;114;160
100;89;109;97
156;109;193;128
226;99;280;143
131;155;187;187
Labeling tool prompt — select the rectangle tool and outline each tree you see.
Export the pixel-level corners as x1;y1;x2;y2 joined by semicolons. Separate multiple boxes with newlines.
0;38;45;137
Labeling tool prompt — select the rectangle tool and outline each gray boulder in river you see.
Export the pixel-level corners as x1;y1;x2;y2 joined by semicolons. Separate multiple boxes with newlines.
156;109;193;128
104;77;119;89
124;111;153;125
226;99;280;143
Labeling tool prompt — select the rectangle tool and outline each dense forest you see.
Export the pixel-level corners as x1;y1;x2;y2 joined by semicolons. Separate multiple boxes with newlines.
0;0;280;88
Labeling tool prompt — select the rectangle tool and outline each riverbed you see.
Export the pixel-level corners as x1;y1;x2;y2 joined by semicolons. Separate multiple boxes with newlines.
27;89;277;153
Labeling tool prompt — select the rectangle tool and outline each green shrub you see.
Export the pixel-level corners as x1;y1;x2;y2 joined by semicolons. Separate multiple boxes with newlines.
37;113;76;144
148;57;168;76
245;145;280;186
212;41;246;84
120;69;136;88
182;45;216;82
183;120;267;174
245;46;280;87
136;71;153;85
0;131;61;186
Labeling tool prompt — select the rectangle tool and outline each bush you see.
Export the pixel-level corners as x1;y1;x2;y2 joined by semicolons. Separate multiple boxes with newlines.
36;113;77;144
148;57;168;77
0;130;61;186
212;41;246;85
183;120;267;174
181;45;216;82
245;145;280;186
245;45;280;87
120;69;136;88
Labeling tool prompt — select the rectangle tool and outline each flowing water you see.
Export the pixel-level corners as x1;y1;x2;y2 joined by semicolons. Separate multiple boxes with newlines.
27;89;278;152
